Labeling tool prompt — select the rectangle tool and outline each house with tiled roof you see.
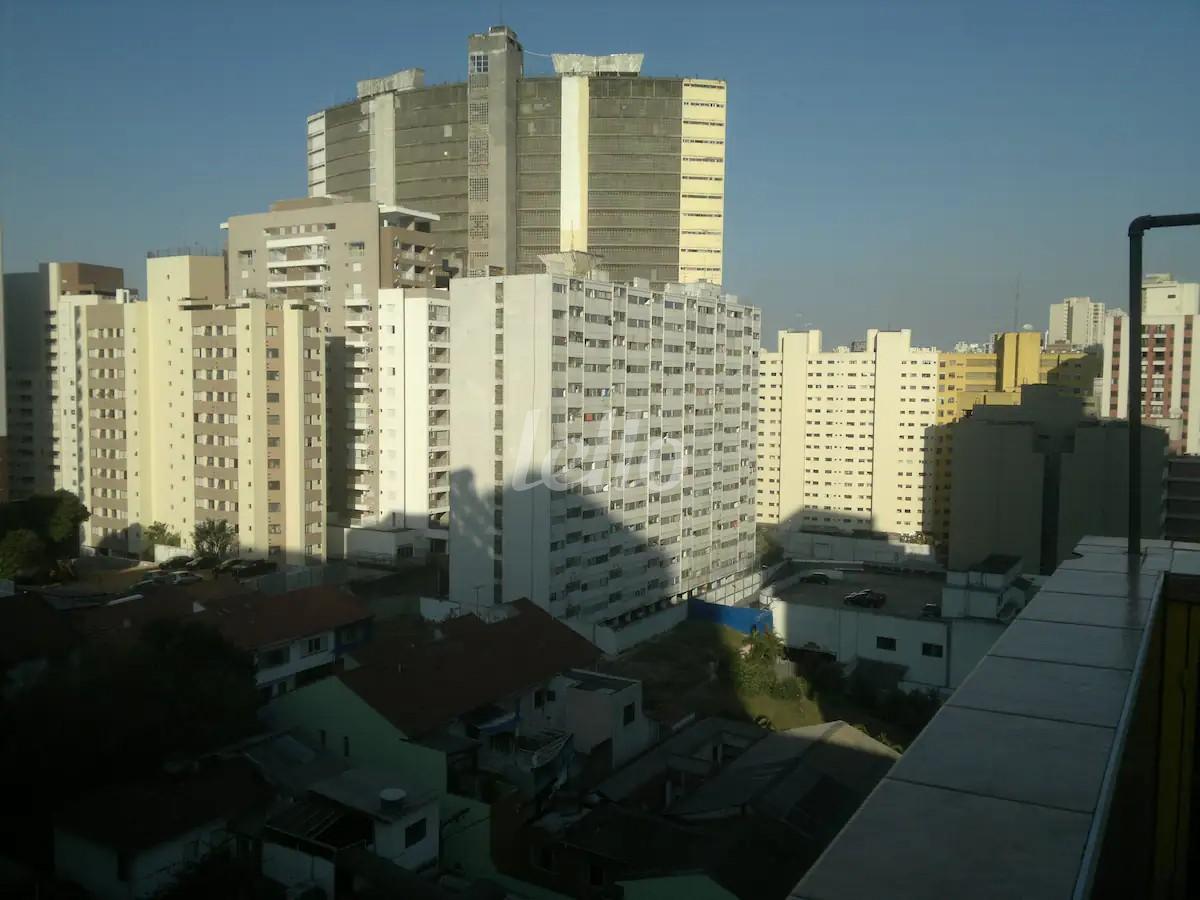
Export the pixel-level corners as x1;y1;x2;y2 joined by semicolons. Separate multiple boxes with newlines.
72;584;372;701
264;600;653;888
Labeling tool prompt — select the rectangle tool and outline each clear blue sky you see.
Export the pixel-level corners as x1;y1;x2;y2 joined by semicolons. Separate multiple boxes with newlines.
2;0;1198;348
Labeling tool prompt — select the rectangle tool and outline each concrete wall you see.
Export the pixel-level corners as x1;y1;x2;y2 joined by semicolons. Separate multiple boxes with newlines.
771;601;950;690
565;677;651;768
55;821;229;900
780;531;938;568
262;843;335;898
372;800;440;870
265;676;448;795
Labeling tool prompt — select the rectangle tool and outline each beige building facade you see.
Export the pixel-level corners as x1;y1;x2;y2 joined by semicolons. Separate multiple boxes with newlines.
307;26;726;287
930;332;1099;541
754;329;938;539
1100;273;1200;454
3;261;124;498
53;256;325;563
224;197;438;542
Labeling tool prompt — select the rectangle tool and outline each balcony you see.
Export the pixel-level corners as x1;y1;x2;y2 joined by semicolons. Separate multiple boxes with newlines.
345;315;372;329
791;536;1200;900
266;274;327;289
345;295;370;309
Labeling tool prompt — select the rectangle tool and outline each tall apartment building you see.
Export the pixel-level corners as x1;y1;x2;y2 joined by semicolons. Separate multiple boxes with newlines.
756;351;783;523
930;332;1100;542
754;329;938;538
1048;296;1109;349
3;261;124;497
307;25;726;286
224;197;440;550
449;253;758;634
949;386;1165;573
52;255;326;563
1101;273;1200;454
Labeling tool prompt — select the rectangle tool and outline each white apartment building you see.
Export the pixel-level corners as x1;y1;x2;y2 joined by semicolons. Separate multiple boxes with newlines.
344;287;453;559
1101;274;1200;454
758;329;939;539
1048;296;1108;349
53;255;326;563
448;252;759;636
756;350;783;523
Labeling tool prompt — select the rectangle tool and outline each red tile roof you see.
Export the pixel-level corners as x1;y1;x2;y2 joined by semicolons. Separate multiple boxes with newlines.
72;584;370;652
55;759;270;852
0;594;78;666
198;585;371;650
339;599;600;738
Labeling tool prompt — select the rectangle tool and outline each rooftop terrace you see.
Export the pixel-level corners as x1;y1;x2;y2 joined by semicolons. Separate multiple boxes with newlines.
789;536;1200;900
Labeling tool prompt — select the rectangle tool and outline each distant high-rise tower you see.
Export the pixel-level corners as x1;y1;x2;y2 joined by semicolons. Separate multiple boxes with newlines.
1101;274;1200;453
1048;296;1108;349
306;25;726;288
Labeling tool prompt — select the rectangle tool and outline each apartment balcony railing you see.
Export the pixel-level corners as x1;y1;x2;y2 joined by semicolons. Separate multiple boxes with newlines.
791;536;1200;900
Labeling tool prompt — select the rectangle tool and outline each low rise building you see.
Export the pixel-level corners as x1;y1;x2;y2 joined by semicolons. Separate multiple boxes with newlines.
263;768;440;896
768;560;1034;694
53;759;269;900
75;583;372;701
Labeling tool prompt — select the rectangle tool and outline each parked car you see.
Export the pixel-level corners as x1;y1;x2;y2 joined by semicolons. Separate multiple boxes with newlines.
186;556;219;571
232;559;278;579
132;578;165;592
843;589;887;609
167;571;202;586
158;555;194;571
214;557;244;573
799;573;831;585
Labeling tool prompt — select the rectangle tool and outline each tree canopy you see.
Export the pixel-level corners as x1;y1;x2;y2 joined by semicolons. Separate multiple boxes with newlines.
193;518;237;559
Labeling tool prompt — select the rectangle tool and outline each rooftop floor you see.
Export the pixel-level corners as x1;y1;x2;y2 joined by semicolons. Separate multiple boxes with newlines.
789;536;1198;900
774;570;945;620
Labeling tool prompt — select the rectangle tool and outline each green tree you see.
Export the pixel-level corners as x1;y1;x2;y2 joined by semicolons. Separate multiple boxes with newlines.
0;529;46;580
144;521;183;548
46;490;90;551
0;619;260;863
756;524;783;567
193;518;237;559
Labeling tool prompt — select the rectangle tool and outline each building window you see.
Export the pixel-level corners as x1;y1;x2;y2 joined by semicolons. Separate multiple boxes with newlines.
469;177;489;202
534;689;546;709
405;817;428;848
468;52;489;74
875;636;896;651
623;702;636;725
922;642;944;658
305;636;326;656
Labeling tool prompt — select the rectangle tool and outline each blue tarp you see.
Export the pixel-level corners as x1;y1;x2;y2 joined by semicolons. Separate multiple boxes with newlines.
687;598;772;634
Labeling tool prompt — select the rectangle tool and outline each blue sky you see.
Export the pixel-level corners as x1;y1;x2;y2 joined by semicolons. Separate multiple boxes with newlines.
2;0;1198;348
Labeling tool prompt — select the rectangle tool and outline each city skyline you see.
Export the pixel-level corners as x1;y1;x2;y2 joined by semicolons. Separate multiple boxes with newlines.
2;0;1198;348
